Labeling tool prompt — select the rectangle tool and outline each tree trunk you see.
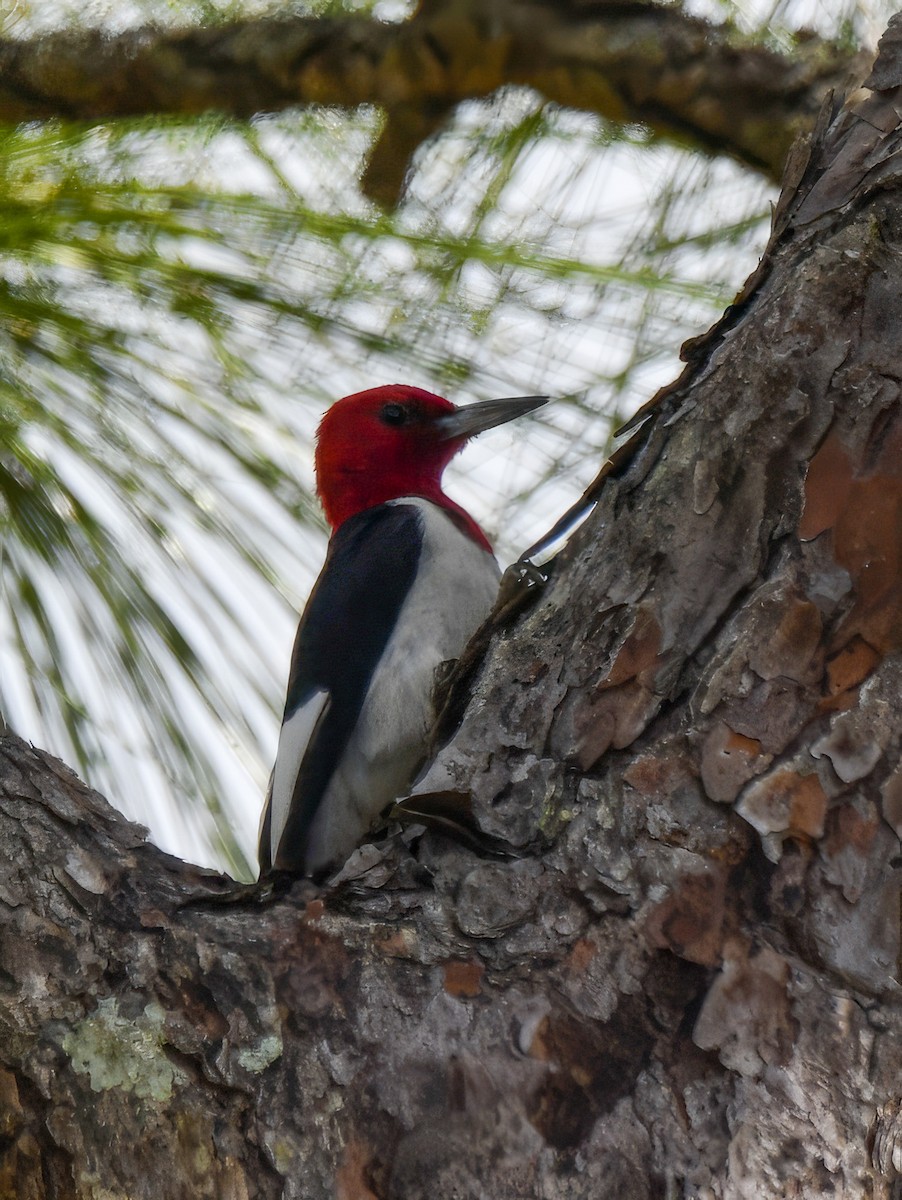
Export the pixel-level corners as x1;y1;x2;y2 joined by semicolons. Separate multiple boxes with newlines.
5;17;902;1200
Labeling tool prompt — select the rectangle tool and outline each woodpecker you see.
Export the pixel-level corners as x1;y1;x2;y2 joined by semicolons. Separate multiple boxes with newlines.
258;384;547;879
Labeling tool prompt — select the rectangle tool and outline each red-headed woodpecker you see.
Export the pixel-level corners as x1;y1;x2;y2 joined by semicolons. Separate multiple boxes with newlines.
258;384;547;879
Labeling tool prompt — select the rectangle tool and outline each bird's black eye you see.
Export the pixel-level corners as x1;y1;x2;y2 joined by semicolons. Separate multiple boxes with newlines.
380;402;410;426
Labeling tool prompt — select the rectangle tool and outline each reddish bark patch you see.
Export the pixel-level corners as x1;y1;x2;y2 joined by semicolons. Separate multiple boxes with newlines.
824;637;880;697
336;1139;380;1200
623;751;691;795
784;773;829;840
165;976;230;1042
737;768;828;840
601;607;663;689
645;868;728;967
525;1015;552;1062
800;421;902;655
799;431;855;541
823;801;880;859
573;608;666;768
565;938;597;975
747;598;822;683
700;722;773;805
442;959;484;998
575;681;662;769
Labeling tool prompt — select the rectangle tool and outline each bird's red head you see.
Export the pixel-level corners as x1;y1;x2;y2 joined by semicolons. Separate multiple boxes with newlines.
315;384;546;549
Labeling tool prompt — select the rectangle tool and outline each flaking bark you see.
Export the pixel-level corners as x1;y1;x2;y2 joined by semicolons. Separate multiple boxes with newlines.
5;13;902;1200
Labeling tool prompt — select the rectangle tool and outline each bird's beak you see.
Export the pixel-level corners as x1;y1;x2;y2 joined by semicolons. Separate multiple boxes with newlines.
436;395;548;441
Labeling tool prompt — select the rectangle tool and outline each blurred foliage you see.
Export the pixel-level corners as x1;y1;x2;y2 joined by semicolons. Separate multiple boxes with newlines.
0;0;889;874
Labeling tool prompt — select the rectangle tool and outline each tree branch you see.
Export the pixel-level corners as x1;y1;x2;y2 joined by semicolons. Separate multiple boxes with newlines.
0;0;868;203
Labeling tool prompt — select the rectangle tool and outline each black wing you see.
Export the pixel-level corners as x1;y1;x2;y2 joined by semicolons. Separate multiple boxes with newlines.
260;503;424;874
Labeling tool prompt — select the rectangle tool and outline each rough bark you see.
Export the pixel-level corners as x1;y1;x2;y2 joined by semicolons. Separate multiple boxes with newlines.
4;14;902;1200
0;0;867;203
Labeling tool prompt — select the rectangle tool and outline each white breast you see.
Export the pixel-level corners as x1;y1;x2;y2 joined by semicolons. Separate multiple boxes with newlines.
303;497;500;873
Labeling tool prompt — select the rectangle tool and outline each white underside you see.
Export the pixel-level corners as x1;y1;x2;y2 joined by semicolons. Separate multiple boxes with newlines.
269;497;500;874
